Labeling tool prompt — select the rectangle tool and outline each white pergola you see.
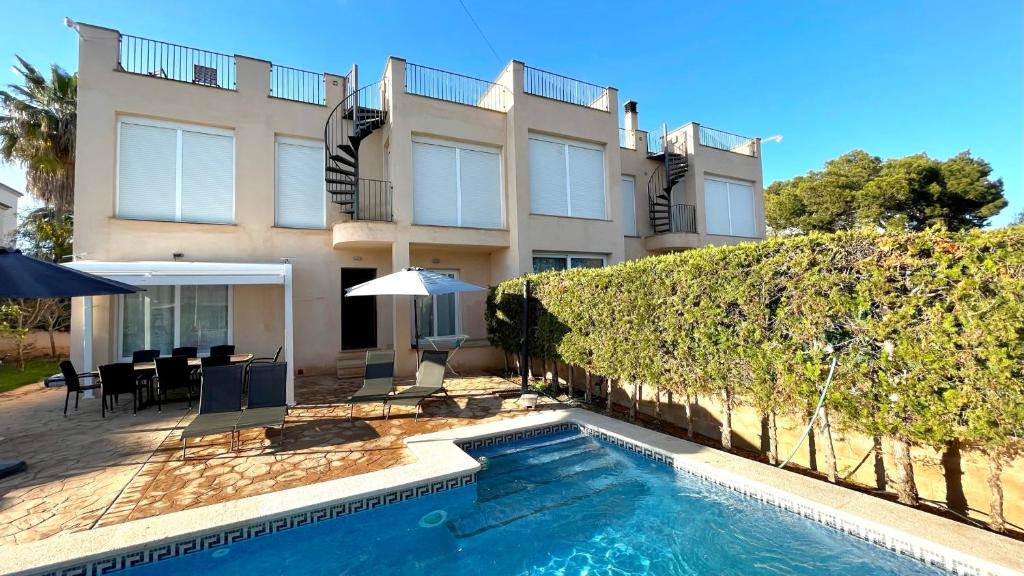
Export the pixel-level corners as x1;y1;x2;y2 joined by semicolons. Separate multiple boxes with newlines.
64;260;295;404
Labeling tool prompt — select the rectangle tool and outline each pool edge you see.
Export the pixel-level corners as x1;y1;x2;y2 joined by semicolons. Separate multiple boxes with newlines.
2;409;1021;576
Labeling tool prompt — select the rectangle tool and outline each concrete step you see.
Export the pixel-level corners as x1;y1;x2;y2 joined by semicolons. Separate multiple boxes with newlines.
336;349;378;379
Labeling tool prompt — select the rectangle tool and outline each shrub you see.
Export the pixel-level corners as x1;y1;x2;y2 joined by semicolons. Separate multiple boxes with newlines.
486;227;1024;528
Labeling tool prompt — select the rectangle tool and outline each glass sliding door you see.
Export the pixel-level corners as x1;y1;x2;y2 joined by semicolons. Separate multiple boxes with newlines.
121;286;176;355
412;271;459;345
119;285;231;359
180;285;230;353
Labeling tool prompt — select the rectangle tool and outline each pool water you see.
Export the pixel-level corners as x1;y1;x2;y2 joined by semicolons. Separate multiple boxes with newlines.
127;431;946;575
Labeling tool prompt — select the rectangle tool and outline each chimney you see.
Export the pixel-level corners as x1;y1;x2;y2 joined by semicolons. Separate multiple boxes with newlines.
624;100;639;132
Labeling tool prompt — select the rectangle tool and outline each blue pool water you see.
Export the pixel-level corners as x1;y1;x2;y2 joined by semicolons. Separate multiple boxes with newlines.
126;431;946;575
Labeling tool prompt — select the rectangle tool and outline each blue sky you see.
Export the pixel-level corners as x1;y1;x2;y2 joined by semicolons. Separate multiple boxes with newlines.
1;0;1021;225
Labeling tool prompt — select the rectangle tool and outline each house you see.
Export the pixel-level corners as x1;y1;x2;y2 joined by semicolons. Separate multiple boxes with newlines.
67;24;765;401
0;182;21;245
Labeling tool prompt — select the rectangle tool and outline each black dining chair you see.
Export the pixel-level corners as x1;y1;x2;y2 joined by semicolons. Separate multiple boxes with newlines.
132;349;160;405
209;344;235;357
98;362;140;417
155;355;194;411
59;360;101;416
171;347;198;358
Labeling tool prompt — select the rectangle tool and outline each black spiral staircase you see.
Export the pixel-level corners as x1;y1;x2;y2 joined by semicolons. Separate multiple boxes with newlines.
647;133;689;234
324;75;388;218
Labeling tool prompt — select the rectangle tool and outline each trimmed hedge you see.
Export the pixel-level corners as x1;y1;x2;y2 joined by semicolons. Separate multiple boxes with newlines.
486;227;1024;530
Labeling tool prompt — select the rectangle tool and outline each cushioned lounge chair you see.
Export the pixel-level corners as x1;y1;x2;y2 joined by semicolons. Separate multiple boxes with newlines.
235;362;288;445
343;350;395;420
180;364;244;460
385;350;448;421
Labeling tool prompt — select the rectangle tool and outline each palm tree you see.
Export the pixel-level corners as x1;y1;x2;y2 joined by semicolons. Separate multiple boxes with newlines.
0;56;77;214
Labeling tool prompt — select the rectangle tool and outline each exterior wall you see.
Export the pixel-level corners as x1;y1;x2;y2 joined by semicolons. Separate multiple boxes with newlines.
0;183;20;245
70;24;373;375
71;24;767;378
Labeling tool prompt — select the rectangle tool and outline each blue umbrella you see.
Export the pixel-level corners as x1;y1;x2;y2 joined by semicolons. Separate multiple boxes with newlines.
0;247;138;480
0;248;138;298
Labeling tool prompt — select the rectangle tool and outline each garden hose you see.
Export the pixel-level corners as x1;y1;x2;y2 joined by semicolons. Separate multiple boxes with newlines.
779;356;838;469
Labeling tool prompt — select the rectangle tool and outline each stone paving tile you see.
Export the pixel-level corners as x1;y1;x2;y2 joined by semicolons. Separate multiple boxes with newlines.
0;373;552;545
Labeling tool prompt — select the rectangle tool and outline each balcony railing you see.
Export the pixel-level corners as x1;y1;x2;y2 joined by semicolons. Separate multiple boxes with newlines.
523;66;609;111
117;34;235;90
618;128;641;150
699;126;757;157
669;204;697;234
354;179;393;222
405;63;509;112
270;65;324;105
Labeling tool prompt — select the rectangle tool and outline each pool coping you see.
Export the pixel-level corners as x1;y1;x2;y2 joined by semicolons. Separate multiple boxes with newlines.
1;409;1021;576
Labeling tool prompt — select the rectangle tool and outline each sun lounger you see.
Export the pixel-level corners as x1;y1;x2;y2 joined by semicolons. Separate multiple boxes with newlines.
235;362;288;444
180;364;244;460
343;350;395;420
385;350;448;420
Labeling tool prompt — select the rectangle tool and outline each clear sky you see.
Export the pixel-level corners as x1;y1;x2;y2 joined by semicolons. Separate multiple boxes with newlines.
1;0;1021;225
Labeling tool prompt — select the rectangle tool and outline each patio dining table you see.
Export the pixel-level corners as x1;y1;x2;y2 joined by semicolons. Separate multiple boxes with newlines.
131;353;254;371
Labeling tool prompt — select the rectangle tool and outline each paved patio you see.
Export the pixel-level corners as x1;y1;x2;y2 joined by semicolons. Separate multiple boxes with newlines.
0;373;553;546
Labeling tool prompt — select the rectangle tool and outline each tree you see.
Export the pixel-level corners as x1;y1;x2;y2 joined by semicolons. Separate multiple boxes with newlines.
1012;210;1024;226
766;150;1006;234
0;207;74;365
0;57;77;214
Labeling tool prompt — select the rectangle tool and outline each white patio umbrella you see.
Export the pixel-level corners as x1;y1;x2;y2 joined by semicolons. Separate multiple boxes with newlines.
344;267;485;345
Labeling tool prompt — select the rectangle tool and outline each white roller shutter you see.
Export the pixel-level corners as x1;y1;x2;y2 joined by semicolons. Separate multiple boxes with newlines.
529;138;567;216
459;148;502;229
621;175;637;236
276;139;325;228
413;142;458;226
568;145;605;219
117;122;177;221
728;181;756;237
704;177;731;235
181;130;234;224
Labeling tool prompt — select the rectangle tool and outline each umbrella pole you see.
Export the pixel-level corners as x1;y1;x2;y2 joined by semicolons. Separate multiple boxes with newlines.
413;297;419;350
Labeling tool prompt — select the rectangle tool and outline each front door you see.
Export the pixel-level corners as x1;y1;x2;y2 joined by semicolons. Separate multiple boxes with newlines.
340;268;377;350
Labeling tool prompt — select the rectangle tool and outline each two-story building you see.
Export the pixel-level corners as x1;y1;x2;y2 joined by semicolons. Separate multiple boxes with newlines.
67;24;766;402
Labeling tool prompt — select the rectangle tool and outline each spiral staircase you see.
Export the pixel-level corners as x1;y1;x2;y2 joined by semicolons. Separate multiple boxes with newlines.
647;128;690;234
324;70;388;219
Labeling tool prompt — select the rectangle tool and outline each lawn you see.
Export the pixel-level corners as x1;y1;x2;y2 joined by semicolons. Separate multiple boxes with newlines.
0;357;60;394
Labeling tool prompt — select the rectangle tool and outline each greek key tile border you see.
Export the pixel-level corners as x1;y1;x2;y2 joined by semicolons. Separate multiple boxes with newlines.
28;418;1008;576
34;472;476;576
456;422;578;451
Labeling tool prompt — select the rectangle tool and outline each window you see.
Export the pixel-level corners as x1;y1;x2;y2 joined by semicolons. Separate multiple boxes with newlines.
529;135;606;219
119;285;231;359
704;177;756;237
412;139;502;229
412;271;459;343
621;175;637;236
117;118;234;224
276;137;325;228
532;253;607;273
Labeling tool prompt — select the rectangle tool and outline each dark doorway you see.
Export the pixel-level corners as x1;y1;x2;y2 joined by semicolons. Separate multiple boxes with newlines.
341;268;378;350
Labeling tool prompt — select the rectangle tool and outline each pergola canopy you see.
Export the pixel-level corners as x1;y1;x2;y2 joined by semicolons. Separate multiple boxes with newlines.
64;260;296;404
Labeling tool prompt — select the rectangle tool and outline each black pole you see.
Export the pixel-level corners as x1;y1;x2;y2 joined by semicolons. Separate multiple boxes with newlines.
520;280;530;393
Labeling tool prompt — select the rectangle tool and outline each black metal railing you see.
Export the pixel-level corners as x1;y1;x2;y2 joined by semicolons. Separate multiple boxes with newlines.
523;66;608;111
669;204;697;233
270;65;324;105
405;63;509;111
699;126;757;156
354;179;393;222
117;34;235;89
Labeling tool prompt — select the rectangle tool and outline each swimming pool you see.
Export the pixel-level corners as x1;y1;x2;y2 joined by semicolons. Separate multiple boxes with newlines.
117;428;948;575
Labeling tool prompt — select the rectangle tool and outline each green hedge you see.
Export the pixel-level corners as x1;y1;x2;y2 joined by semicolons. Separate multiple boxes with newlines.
486;227;1024;529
